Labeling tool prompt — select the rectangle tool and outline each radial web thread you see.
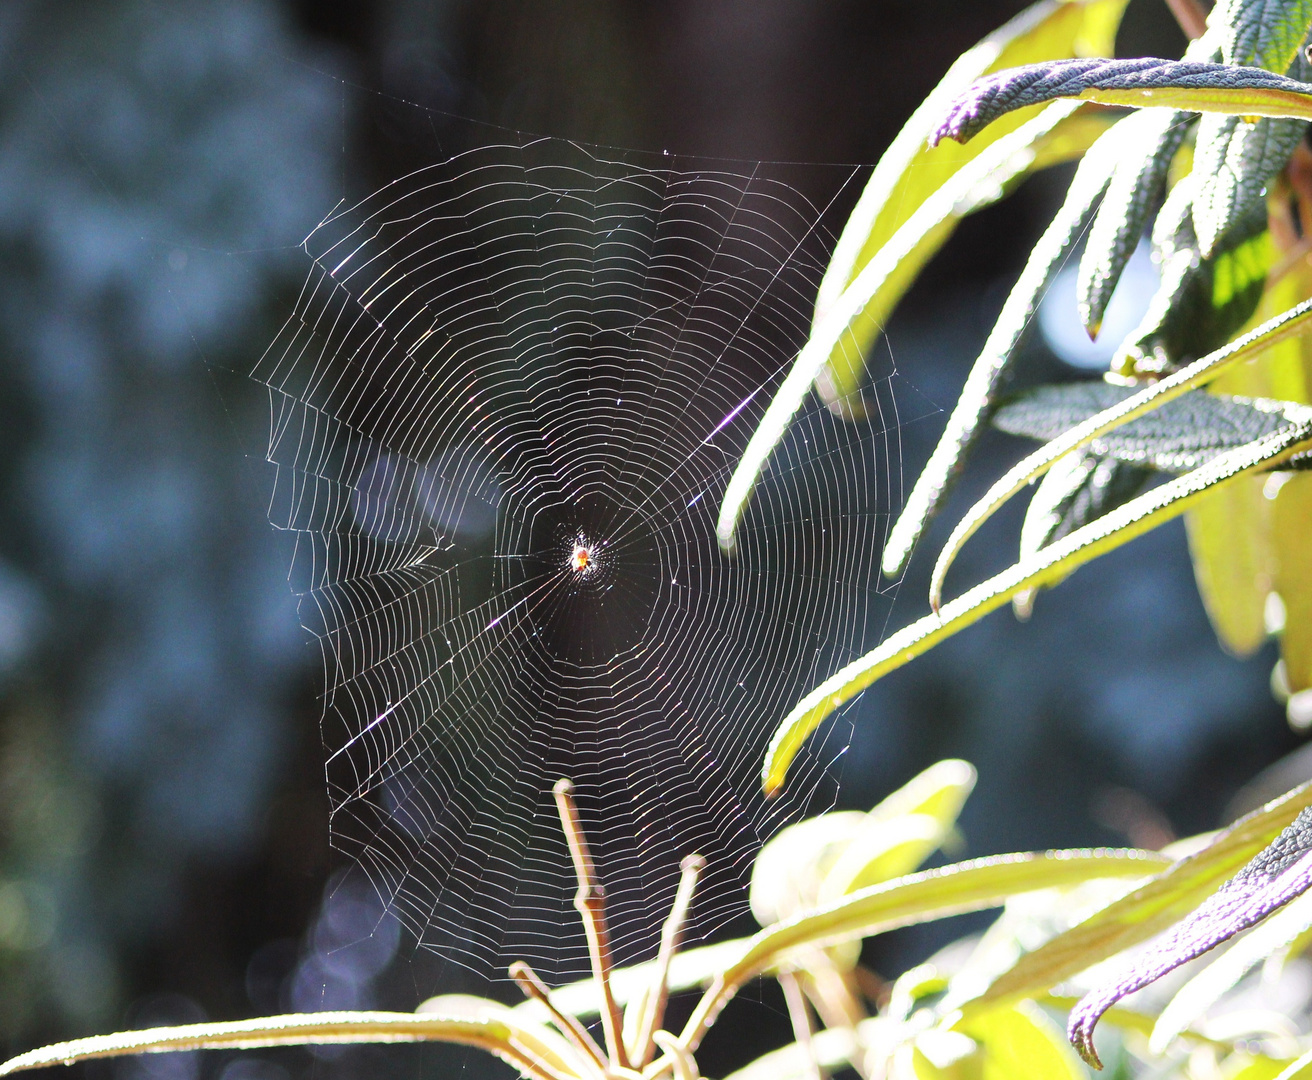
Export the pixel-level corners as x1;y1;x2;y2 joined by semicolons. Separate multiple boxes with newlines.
253;137;906;983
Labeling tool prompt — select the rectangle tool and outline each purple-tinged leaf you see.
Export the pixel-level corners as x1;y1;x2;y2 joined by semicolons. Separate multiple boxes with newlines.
1068;806;1312;1068
930;58;1312;146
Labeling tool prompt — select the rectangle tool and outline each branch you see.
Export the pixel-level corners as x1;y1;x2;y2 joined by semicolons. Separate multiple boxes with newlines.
554;778;632;1072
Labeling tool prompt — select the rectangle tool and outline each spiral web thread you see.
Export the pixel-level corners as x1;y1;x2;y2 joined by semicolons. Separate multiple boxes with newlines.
253;137;906;983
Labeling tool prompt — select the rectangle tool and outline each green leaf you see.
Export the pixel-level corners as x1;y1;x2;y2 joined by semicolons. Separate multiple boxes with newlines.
677;848;1169;1049
1192;114;1307;257
763;403;1312;794
1244;1056;1307;1080
749;759;978;921
956;1001;1085;1080
808;850;1158;963
1188;263;1312;662
527;848;1161;1036
931;58;1312;148
1118;185;1274;378
1272;472;1312;690
876;113;1135;575
0;1006;584;1080
871;758;979;826
1077;108;1191;336
1020;451;1152;543
749;810;873;925
722;1024;861;1080
1011;449;1152;615
1069;805;1312;1067
926;297;1312;614
959;779;1312;1016
1186;474;1272;656
817;813;951;901
1211;0;1312;72
1276;1049;1312;1079
994;383;1297;471
715;98;1091;553
812;0;1128;414
818;758;978;900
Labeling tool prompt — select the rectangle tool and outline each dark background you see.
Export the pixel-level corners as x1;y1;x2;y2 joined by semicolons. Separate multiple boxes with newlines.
0;1;1300;1078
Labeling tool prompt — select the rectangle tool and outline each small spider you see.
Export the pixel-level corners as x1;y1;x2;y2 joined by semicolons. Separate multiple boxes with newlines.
569;538;596;575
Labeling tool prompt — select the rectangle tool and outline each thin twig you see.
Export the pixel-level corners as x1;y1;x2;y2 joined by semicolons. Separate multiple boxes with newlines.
632;854;705;1066
852;965;890;1012
652;1032;699;1080
1164;0;1208;40
779;972;823;1080
510;961;609;1075
801;964;866;1032
554;778;632;1072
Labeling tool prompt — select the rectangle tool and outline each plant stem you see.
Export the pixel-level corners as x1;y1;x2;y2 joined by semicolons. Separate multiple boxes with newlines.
779;972;823;1080
1164;0;1208;40
554;778;632;1072
632;854;704;1066
510;961;609;1075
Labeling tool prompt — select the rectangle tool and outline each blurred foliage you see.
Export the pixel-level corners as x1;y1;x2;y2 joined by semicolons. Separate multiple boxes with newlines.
0;0;337;1050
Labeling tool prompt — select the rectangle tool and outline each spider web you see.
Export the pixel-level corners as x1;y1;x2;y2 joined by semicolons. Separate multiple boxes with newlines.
254;135;907;983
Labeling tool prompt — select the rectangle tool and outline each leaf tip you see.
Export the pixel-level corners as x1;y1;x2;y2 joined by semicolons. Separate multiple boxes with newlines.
881;544;909;578
1067;1005;1105;1071
927;120;966;149
761;748;788;798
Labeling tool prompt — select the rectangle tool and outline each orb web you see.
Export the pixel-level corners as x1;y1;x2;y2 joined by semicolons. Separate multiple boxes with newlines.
254;136;906;983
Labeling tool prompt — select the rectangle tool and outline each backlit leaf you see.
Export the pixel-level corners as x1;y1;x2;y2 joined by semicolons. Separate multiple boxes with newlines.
765;409;1312;793
1078;108;1191;336
1069;805;1312;1067
1012;449;1152;615
956;1001;1085;1080
750;810;872;925
0;1007;584;1080
875;113;1130;574
923;299;1312;614
1188;263;1312;659
817;759;978;901
677;848;1169;1049
524;848;1167;1036
813;0;1128;413
722;1024;861;1080
1192;114;1308;258
1185;475;1272;656
716;98;1091;553
1116;177;1275;379
959;779;1312;1014
1272;472;1312;690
